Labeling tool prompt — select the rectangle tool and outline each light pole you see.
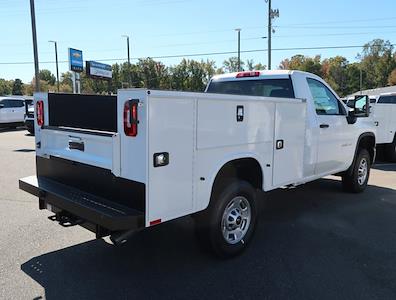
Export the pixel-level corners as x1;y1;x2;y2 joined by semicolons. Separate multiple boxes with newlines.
49;40;59;92
235;28;241;71
266;0;279;70
29;0;40;92
122;35;131;87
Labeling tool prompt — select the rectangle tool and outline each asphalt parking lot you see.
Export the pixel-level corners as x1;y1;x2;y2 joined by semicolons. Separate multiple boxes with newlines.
1;129;396;300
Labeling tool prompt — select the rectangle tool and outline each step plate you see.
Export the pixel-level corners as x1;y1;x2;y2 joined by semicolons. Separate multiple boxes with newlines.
19;175;144;231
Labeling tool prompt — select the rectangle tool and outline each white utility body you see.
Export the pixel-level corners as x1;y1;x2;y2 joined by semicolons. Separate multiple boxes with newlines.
20;70;376;257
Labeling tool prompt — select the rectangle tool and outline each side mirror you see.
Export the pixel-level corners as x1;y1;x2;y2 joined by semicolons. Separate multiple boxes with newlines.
0;103;4;109
353;95;370;117
346;110;357;124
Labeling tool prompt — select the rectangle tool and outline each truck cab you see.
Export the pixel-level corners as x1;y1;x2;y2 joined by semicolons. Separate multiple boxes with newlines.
206;70;375;181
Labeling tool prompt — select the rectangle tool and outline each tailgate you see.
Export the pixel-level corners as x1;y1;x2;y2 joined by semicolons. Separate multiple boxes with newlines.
38;127;120;176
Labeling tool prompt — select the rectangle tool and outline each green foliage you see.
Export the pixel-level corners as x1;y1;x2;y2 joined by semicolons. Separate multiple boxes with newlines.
388;69;396;86
359;39;396;88
0;79;12;95
223;57;244;73
12;79;23;95
39;69;56;85
280;54;323;77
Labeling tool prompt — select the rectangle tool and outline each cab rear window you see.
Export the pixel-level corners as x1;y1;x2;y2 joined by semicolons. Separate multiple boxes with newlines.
206;79;295;98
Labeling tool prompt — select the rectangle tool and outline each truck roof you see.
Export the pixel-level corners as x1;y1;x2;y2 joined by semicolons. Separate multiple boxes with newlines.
210;70;309;81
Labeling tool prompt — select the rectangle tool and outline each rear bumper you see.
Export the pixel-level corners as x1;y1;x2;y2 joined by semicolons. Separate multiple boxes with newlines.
19;175;145;232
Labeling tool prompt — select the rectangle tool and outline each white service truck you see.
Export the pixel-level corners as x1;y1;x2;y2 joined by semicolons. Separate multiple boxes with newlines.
370;93;396;161
20;70;376;257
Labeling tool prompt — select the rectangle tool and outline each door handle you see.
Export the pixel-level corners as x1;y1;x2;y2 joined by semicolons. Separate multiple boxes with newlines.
320;124;330;128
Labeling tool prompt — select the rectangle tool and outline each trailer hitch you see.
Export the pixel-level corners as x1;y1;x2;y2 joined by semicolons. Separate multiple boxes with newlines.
48;212;84;227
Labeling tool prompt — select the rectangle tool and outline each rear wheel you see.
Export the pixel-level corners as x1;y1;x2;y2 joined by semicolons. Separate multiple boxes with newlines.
342;148;371;193
194;180;257;258
384;138;396;162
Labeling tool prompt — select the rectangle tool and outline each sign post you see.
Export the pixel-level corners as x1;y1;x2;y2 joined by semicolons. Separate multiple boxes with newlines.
68;48;83;94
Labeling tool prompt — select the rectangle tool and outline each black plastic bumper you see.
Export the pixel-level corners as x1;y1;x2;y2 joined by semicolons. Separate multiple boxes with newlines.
19;176;145;232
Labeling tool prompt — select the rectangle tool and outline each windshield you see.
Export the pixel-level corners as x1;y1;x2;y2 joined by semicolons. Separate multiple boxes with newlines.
206;78;295;98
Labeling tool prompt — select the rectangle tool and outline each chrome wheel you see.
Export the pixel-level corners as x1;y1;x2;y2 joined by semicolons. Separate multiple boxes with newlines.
221;196;251;245
357;157;368;185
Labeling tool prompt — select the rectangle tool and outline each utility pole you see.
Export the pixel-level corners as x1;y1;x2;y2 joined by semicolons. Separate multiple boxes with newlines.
49;40;59;92
235;28;241;71
360;67;363;95
30;0;40;92
122;35;131;87
266;0;279;70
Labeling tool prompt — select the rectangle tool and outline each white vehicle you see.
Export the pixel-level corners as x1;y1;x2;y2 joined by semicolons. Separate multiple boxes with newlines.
370;93;396;161
0;97;25;128
19;71;375;257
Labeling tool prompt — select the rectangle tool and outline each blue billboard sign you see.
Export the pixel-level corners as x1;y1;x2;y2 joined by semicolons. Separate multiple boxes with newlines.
68;48;83;72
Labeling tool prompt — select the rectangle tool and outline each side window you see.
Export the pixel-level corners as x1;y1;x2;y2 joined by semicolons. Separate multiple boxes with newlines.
0;100;12;108
1;99;24;108
307;78;344;115
378;96;396;104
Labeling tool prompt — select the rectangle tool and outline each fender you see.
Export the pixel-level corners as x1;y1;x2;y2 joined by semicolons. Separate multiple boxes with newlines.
197;152;265;212
346;132;376;176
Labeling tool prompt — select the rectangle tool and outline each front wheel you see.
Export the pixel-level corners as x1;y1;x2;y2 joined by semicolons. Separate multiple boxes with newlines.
195;180;258;258
342;149;371;193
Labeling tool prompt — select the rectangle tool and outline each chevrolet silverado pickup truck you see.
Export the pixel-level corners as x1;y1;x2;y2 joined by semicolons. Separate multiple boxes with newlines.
19;70;376;258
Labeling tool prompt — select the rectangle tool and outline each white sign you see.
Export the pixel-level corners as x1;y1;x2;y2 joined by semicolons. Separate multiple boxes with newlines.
87;61;112;79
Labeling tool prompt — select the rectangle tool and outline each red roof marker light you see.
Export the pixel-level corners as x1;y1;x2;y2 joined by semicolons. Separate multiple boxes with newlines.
236;71;261;78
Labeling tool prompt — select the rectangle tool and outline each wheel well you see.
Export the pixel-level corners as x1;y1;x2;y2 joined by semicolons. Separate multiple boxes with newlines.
358;134;376;164
211;158;263;197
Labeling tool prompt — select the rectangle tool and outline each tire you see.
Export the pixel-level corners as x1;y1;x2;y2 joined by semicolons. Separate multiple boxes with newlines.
342;148;371;193
384;138;396;162
194;180;257;258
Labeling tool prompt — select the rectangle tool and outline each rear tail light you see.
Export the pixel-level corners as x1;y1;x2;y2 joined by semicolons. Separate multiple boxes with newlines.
124;100;139;137
236;71;261;78
36;100;44;127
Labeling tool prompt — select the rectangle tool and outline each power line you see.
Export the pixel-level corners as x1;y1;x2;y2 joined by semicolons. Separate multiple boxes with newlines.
1;43;394;66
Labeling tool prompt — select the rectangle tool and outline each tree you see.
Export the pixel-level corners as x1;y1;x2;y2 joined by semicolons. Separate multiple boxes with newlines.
359;39;396;88
246;59;266;71
279;54;322;77
12;79;23;95
0;79;12;95
223;57;244;72
322;56;349;96
345;63;362;95
388;69;396;86
39;69;56;85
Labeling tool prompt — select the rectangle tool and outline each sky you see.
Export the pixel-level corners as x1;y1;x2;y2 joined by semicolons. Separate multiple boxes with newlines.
1;0;396;83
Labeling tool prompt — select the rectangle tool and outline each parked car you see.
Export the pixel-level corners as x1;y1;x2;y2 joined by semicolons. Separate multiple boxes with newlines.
0;97;25;129
19;70;376;258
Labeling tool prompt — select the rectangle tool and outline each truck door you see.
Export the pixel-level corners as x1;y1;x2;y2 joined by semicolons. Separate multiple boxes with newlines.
306;78;352;174
272;101;306;186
